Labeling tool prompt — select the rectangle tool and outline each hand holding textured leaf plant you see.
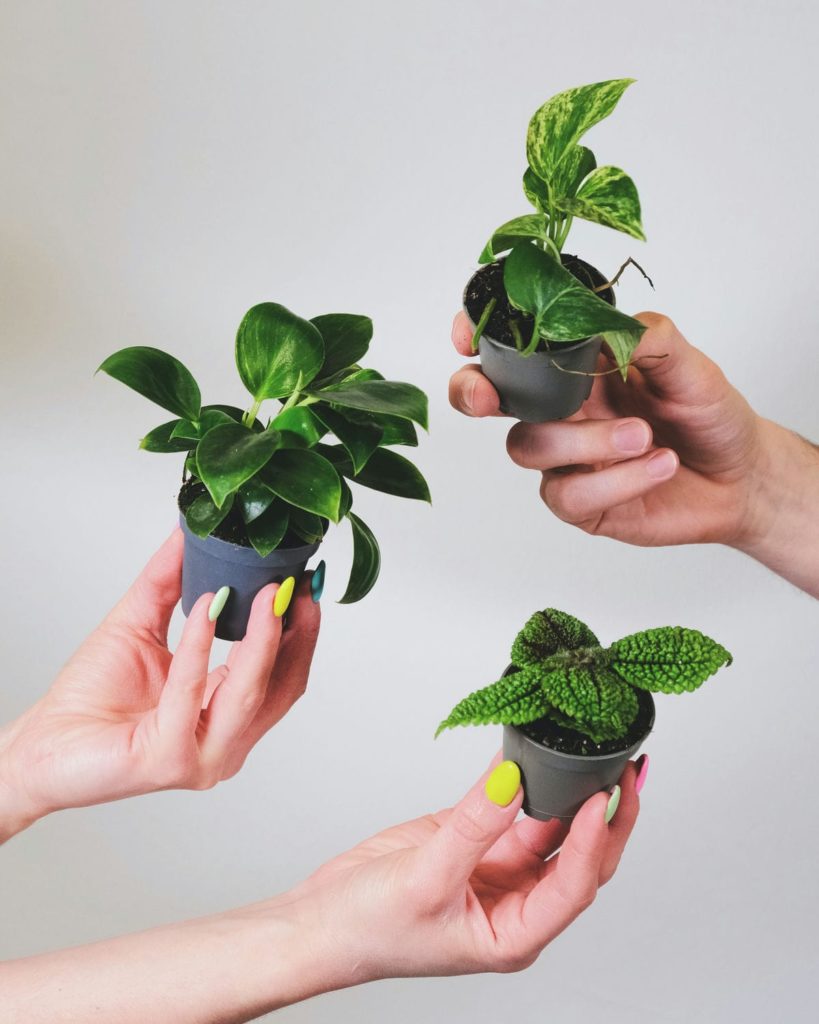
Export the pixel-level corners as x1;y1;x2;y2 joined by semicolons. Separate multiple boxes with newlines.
99;302;429;619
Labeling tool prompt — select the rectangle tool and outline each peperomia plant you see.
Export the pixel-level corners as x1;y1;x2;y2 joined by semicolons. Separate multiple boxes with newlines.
472;78;651;377
437;609;732;743
99;302;429;603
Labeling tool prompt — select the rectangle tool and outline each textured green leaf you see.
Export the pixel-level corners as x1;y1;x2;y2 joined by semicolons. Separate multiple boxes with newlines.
246;501;290;557
195;423;281;508
288;507;326;544
601;329;642;381
511;609;600;668
237;478;277;524
271;406;323;449
608;627;733;694
339;512;381;604
478;214;550;264
539;665;639;742
347;448;431;503
313;404;383;474
526;78;634;182
436;665;551;735
235;302;324;401
310;379;428;430
140;420;196;453
504;243;646;345
184;491;234;538
98;347;202;422
557;166;645;241
311;314;373;380
261;448;342;522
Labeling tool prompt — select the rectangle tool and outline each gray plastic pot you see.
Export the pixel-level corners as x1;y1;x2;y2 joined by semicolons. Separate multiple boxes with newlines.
502;686;655;822
179;515;320;642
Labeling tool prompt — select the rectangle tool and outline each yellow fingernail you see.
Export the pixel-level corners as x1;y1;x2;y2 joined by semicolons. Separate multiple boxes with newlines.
273;576;296;618
485;761;521;807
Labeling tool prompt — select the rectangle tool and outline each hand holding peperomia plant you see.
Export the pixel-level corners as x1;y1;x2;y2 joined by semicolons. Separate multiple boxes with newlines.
99;303;429;603
438;609;732;743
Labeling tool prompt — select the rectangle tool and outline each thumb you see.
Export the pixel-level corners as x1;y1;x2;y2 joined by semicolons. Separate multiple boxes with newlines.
421;757;523;890
107;529;184;643
629;312;723;404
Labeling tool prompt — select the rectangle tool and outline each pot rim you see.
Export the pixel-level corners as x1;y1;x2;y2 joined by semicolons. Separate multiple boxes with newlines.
179;513;321;567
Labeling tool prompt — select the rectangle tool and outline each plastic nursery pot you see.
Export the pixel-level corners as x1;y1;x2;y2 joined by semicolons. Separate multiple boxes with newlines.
501;669;655;822
463;256;615;423
179;515;320;642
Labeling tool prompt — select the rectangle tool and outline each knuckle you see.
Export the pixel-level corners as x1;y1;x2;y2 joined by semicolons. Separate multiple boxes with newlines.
492;949;538;975
448;374;472;414
638;311;676;340
450;804;488;848
540;476;580;524
506;423;536;465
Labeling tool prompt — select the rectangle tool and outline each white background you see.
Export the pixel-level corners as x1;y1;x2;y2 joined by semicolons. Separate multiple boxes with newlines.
1;1;818;1020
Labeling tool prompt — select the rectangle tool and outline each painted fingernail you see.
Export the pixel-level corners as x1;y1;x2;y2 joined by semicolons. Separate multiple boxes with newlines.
208;586;230;622
645;450;677;480
613;420;650;453
604;785;621;824
485;761;521;807
273;576;296;618
311;561;326;603
634;754;650;795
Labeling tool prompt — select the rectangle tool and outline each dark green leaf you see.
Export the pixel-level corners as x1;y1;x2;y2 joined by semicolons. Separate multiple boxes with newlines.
185;492;234;538
339;512;381;604
338;478;354;517
311;313;373;380
271;406;323;448
196;423;281;508
140;420;196;453
511;609;600;668
526;78;634;182
288;506;326;543
478;214;550;264
557;165;645;241
261;449;342;522
334;405;418;447
204;404;265;432
246;501;290;557
436;665;551;735
98;346;201;421
171;408;236;441
313;404;383;474
346;448;431;503
608;627;733;694
237;478;277;524
310;379;428;430
235;302;324;401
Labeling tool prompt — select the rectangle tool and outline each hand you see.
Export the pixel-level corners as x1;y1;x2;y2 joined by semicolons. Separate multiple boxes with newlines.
0;530;320;837
294;755;640;981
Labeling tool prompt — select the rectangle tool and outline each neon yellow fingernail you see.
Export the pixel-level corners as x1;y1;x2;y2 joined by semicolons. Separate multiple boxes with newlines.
605;785;621;824
273;577;296;618
485;761;521;807
208;586;230;622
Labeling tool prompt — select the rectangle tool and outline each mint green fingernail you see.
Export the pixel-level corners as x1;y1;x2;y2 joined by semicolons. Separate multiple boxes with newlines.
604;785;621;824
208;586;230;622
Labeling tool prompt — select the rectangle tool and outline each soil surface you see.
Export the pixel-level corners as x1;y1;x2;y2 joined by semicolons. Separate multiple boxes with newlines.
519;685;655;757
464;254;614;350
178;478;306;549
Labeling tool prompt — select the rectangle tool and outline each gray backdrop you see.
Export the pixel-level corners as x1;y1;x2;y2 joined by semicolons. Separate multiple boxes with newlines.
2;1;817;1020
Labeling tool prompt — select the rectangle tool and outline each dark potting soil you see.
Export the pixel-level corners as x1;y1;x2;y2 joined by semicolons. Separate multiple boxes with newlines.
178;478;307;550
464;254;614;350
519;686;655;758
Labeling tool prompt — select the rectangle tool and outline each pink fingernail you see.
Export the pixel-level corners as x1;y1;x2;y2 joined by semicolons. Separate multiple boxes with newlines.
613;420;650;453
645;450;677;480
635;754;650;795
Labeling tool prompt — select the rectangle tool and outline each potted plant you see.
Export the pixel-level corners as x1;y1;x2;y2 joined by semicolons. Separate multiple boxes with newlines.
464;77;654;422
437;609;731;821
99;302;430;640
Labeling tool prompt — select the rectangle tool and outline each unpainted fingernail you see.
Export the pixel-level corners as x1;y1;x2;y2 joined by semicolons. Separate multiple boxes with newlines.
273;576;296;618
613;420;650;453
208;586;230;622
485;761;521;807
645;450;677;480
635;754;650;795
604;785;621;824
463;376;476;415
311;560;326;603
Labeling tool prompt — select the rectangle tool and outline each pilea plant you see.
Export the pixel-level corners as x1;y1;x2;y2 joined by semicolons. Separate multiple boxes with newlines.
468;77;652;379
99;302;430;604
437;609;732;744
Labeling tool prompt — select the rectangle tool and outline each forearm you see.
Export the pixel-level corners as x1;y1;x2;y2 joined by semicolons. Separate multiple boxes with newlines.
736;419;819;597
0;894;351;1023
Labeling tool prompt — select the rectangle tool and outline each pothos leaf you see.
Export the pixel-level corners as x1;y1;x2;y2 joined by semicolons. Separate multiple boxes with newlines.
436;665;551;736
511;609;600;668
557;165;645;241
478;213;550;264
549;144;597;203
601;329;642;381
339;512;380;604
608;627;733;694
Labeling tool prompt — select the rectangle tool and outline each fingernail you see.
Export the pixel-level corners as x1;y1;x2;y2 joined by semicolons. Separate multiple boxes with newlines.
273;576;296;618
613;420;650;453
645;450;677;480
604;785;621;824
311;561;326;603
208;586;230;622
634;754;650;795
485;761;521;807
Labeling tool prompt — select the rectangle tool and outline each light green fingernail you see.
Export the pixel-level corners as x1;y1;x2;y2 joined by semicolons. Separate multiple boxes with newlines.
208;586;230;622
604;785;621;824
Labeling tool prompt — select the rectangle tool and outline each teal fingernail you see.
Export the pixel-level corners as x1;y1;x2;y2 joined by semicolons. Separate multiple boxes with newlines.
604;785;621;824
208;586;230;622
311;560;326;603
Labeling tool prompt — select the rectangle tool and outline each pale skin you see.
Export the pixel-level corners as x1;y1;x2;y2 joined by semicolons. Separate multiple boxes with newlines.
0;757;641;1023
450;310;819;598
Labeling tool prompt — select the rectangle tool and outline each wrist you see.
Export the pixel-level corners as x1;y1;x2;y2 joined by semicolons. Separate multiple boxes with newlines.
0;714;47;843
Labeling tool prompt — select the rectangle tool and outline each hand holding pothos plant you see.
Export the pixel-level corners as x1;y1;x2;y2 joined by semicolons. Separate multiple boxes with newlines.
472;78;650;377
99;303;429;603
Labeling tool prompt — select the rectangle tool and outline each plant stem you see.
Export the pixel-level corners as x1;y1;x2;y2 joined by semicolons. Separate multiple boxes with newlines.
470;298;496;352
242;398;263;429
